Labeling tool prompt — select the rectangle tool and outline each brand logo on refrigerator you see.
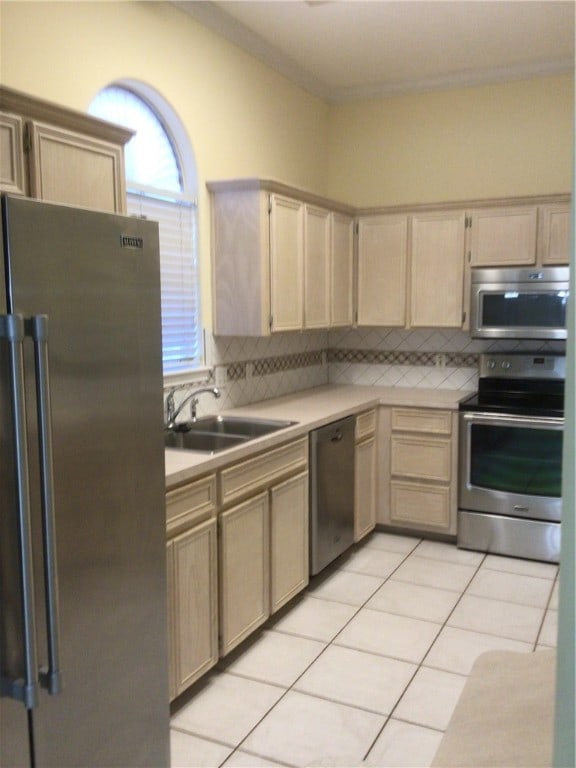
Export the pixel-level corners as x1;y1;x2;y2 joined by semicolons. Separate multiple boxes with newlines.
120;235;144;249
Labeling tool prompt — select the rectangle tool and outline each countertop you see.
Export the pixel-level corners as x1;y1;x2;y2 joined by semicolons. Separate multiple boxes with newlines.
165;384;472;489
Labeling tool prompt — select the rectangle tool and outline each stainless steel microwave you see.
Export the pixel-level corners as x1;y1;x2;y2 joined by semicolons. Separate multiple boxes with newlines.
470;266;569;340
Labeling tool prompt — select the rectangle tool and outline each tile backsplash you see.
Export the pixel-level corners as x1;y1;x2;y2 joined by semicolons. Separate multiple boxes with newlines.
164;327;564;420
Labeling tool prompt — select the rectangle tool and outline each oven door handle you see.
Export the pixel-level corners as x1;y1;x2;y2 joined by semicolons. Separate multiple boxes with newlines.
461;412;564;429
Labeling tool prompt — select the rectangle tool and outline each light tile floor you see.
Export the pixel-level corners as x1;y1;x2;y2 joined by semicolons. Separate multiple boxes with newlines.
170;532;559;768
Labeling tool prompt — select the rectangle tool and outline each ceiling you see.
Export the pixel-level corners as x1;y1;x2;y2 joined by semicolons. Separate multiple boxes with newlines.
174;0;575;102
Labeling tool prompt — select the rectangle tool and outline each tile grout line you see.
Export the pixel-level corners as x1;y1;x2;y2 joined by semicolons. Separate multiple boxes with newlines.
218;538;424;766
361;546;487;763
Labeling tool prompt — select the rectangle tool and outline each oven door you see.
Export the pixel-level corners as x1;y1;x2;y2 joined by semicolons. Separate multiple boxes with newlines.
459;411;563;522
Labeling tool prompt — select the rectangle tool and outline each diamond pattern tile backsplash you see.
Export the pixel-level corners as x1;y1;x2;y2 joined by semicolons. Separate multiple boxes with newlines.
164;327;564;420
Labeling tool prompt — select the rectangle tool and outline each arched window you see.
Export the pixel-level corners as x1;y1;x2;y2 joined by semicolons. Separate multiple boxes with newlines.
89;84;202;376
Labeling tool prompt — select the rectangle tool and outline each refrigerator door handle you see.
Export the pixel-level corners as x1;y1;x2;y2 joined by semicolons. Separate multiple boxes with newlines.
0;314;39;710
29;315;62;696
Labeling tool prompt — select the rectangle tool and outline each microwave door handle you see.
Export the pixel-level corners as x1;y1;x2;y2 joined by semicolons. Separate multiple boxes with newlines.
29;316;62;696
0;314;39;709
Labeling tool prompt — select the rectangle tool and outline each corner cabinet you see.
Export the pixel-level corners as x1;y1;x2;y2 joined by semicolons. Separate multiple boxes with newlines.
208;179;355;336
0;86;132;213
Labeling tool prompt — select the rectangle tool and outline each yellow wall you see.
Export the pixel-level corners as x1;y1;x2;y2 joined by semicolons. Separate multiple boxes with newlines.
326;74;574;207
1;1;574;317
0;1;331;320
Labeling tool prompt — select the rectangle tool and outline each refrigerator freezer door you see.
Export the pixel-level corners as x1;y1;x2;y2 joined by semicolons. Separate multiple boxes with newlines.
0;196;169;767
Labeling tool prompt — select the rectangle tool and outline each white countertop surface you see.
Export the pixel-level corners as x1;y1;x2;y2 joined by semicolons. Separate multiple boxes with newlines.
164;384;473;488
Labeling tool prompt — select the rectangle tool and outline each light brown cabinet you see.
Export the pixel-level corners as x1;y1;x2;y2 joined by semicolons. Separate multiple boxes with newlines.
357;210;466;329
410;211;466;328
331;212;355;327
218;437;309;656
378;406;458;536
165;474;218;701
354;410;377;542
538;203;571;265
208;179;355;336
304;204;331;329
468;201;571;267
219;492;270;655
468;206;539;266
357;215;408;327
0;86;131;213
270;472;309;612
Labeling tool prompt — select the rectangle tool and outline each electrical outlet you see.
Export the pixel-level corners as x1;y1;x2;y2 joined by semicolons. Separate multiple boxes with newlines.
434;353;447;368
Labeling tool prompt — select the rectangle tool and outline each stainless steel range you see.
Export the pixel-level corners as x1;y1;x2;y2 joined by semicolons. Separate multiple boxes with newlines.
458;352;565;563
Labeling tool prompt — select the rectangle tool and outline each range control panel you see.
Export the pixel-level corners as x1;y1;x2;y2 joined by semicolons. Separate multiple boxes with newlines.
479;353;566;380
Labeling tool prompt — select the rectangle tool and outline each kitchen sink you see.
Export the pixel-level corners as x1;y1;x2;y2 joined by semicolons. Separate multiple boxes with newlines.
164;430;249;453
164;415;297;453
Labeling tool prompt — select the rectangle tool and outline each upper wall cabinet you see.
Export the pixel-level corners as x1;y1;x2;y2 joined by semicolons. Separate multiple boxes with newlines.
330;212;355;327
0;86;132;213
208;179;355;336
538;203;571;265
468;201;571;267
357;215;408;327
410;211;466;328
357;210;466;329
468;206;538;266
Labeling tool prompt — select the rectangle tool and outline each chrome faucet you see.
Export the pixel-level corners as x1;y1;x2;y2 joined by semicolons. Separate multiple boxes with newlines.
165;386;221;429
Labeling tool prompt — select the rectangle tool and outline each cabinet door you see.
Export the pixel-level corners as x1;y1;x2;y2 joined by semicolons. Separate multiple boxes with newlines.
270;472;309;613
357;215;408;326
219;493;270;655
469;206;538;266
0;112;26;195
170;519;218;698
28;121;126;213
270;194;304;332
331;212;354;327
539;203;571;265
304;205;330;328
410;211;465;328
355;437;376;542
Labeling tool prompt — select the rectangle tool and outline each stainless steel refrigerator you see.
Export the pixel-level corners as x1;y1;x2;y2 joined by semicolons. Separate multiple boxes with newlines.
0;195;170;767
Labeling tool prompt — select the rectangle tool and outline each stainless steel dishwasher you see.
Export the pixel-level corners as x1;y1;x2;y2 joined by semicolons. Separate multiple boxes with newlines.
309;416;355;575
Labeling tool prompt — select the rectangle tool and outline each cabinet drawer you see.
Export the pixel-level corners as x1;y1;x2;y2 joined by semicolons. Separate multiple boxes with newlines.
390;481;450;529
355;409;376;441
391;408;451;435
391;435;451;482
166;474;217;537
220;438;308;507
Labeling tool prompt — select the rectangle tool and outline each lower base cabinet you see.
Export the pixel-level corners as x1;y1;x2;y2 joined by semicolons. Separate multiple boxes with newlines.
270;472;309;612
219;471;310;656
354;410;377;542
219;492;270;656
378;406;458;535
167;518;218;701
355;436;376;541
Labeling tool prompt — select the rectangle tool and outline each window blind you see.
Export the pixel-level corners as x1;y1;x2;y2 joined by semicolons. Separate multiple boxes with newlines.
127;191;202;374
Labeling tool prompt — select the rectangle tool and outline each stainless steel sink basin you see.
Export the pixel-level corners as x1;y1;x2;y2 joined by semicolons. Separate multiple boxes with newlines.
164;415;297;453
181;415;296;437
164;430;249;453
